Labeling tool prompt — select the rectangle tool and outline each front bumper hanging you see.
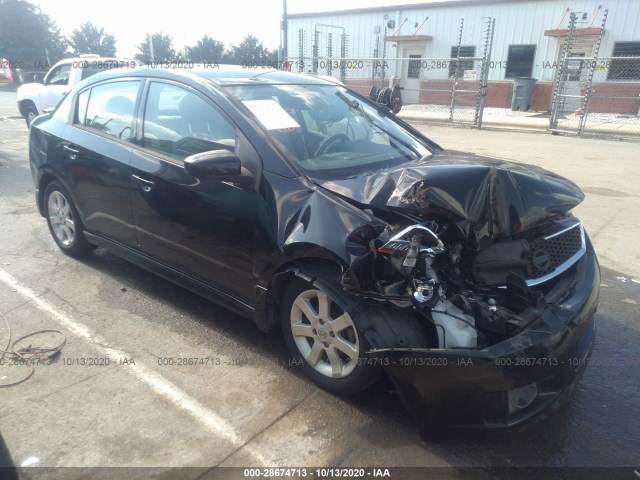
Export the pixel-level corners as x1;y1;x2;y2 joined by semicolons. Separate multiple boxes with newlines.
368;249;599;433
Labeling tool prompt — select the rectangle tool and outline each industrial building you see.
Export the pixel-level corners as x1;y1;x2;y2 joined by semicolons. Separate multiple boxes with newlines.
285;0;640;117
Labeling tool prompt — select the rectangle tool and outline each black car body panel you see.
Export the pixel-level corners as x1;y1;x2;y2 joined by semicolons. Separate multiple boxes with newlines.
0;432;18;480
28;66;600;432
369;246;598;433
61;123;138;245
317;150;585;249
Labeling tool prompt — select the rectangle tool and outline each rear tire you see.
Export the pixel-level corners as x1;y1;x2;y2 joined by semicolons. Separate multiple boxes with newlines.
281;275;382;395
44;181;95;257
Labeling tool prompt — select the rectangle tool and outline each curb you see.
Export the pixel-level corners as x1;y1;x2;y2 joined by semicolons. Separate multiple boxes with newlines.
398;113;548;131
398;113;640;139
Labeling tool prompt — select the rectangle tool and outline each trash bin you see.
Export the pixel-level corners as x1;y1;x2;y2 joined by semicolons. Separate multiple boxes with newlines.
511;77;537;111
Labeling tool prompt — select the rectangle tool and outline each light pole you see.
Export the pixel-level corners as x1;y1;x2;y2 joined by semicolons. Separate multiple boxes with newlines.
279;0;288;66
148;33;155;63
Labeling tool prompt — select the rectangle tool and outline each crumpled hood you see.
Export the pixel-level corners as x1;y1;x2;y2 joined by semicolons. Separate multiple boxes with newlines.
316;150;584;248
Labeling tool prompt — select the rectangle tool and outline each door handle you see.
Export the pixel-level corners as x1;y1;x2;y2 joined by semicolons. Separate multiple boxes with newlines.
63;144;79;159
131;174;156;192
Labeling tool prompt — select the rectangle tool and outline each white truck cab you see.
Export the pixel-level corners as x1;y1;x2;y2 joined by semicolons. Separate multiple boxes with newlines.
17;55;133;125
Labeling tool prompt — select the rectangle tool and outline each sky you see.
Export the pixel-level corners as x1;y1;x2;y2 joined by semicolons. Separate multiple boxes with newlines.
31;0;457;58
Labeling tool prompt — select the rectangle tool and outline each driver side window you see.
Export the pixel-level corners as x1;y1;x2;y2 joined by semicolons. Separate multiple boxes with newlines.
45;64;71;85
142;82;236;161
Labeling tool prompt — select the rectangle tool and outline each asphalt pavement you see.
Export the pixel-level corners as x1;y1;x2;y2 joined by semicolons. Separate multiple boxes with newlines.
0;91;638;479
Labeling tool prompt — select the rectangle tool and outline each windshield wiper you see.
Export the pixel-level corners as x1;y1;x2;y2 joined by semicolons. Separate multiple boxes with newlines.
335;90;375;123
339;91;421;155
335;90;425;159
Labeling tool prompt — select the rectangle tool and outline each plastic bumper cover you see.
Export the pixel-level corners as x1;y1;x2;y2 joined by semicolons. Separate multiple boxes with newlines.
369;249;600;433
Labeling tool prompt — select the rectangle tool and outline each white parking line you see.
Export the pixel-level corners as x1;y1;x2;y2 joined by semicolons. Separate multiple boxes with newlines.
0;268;273;466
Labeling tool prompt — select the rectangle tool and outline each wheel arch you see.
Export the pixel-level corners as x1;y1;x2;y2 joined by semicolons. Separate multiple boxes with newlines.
37;171;87;225
261;256;433;352
36;173;58;216
258;256;346;333
276;258;385;393
18;99;37;117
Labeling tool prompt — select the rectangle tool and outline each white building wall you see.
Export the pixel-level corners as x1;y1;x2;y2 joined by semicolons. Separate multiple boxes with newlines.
287;0;640;82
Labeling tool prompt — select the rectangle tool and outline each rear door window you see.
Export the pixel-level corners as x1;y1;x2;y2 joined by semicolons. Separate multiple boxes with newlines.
77;81;141;140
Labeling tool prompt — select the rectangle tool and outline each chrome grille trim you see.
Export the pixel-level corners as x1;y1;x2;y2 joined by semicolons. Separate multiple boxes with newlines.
526;223;586;287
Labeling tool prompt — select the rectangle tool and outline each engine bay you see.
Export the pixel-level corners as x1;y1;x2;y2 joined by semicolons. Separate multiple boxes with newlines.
342;214;585;350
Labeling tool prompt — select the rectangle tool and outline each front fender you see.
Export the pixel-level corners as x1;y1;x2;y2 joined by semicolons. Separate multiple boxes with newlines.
17;83;44;114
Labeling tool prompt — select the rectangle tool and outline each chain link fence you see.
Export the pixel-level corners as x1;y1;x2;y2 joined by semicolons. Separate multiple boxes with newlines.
285;16;640;140
549;57;640;138
285;56;488;127
284;54;640;140
399;57;486;126
581;57;640;137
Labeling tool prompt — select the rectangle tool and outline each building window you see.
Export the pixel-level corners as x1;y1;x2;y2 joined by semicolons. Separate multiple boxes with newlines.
565;53;585;81
408;55;422;79
608;42;640;80
505;45;536;78
449;46;476;78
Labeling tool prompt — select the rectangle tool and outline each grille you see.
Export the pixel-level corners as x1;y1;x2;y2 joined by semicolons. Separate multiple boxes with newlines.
527;223;585;282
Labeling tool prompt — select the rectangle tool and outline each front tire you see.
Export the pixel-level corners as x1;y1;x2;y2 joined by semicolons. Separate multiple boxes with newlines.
44;181;95;256
281;276;381;394
24;104;38;126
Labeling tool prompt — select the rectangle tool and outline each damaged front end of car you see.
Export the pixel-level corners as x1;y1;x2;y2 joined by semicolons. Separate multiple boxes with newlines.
323;153;600;434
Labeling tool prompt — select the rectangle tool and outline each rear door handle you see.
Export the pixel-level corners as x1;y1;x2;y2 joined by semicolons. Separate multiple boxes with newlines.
131;174;156;192
63;144;79;159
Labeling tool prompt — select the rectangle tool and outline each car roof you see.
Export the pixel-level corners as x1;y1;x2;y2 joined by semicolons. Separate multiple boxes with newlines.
82;65;337;87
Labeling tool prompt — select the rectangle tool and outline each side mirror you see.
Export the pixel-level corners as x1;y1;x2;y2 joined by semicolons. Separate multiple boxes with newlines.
184;150;254;186
33;74;44;83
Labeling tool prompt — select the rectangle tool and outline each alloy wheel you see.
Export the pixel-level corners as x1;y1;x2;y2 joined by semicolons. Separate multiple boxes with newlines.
47;190;76;247
289;289;359;378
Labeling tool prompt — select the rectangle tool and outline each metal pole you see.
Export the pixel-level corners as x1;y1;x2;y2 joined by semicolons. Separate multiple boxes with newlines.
312;30;319;73
148;33;155;63
381;26;387;86
477;17;495;129
280;0;288;65
327;33;333;76
449;18;464;122
549;12;576;131
578;9;608;135
298;29;304;73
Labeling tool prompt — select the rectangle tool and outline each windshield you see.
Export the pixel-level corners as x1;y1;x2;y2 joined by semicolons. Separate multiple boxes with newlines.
226;84;434;179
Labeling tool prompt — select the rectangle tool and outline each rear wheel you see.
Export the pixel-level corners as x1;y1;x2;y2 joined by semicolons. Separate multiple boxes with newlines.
281;276;381;394
44;181;95;256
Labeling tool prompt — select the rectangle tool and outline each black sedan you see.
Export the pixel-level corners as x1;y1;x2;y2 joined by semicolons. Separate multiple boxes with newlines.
0;432;17;480
28;66;599;434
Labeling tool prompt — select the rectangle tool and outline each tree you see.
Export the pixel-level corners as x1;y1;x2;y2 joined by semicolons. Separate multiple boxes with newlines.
70;22;116;56
0;0;69;70
135;33;176;64
46;22;69;64
225;35;277;65
187;36;225;63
